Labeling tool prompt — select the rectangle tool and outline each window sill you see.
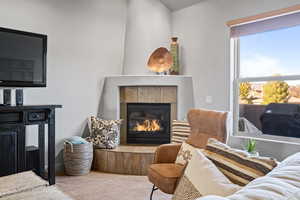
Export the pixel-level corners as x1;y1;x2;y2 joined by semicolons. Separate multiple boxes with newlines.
230;133;300;146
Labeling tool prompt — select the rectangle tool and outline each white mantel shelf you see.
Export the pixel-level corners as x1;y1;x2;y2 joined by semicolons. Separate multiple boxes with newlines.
100;75;194;120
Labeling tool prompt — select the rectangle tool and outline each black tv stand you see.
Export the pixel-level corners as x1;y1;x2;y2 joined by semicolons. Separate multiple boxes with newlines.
0;105;62;185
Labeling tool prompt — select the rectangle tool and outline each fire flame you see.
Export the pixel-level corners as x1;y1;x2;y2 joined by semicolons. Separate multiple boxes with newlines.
133;120;161;132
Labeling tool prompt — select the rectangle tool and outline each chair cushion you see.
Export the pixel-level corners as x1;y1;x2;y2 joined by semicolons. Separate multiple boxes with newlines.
186;109;227;148
154;143;182;164
148;163;185;194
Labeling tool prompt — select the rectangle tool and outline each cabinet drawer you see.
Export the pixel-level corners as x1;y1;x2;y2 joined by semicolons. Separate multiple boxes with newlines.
0;112;22;123
28;112;47;122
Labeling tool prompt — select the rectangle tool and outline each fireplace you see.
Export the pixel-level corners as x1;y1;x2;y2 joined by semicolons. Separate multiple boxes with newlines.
127;103;171;144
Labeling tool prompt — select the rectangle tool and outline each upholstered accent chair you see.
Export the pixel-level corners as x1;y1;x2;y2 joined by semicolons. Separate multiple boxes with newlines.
147;109;228;200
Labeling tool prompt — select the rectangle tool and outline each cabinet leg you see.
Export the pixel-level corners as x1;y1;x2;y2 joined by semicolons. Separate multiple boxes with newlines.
38;124;45;178
48;110;55;185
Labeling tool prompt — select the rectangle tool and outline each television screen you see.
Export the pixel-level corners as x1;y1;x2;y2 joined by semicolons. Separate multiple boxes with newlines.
0;27;47;87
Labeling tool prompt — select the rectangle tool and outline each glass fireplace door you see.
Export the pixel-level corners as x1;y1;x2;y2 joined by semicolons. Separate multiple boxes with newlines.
126;103;171;144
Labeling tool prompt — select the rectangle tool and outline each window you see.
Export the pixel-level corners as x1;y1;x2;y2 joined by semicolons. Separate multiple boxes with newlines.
230;11;300;142
240;26;300;78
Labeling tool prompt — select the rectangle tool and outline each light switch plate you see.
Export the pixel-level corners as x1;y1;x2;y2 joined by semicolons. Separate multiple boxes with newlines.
205;96;213;104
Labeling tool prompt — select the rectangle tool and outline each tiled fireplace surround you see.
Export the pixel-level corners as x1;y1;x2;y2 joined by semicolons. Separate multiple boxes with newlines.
100;75;194;145
120;86;177;144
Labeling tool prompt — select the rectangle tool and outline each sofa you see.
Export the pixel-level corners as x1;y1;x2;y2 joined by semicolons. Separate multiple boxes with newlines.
197;152;300;200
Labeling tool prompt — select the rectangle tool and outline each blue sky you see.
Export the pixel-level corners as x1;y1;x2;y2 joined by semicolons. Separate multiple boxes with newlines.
240;25;300;78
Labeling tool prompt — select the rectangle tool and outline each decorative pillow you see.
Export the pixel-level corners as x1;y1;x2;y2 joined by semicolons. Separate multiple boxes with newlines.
171;120;191;144
175;142;198;165
172;150;241;200
203;138;278;186
86;116;122;149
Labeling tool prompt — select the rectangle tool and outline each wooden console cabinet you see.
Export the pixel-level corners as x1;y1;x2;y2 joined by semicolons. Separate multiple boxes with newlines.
0;105;62;185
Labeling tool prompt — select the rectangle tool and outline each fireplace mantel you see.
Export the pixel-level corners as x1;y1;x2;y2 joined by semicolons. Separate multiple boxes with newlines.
100;75;194;122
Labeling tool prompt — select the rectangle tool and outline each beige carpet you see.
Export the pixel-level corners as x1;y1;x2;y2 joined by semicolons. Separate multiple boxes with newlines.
0;171;48;198
56;171;172;200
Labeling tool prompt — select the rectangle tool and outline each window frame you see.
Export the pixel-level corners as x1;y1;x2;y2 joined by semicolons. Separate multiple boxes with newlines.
230;37;300;144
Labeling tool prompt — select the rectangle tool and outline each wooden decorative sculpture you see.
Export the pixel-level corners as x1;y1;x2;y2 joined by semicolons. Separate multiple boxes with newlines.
147;47;173;74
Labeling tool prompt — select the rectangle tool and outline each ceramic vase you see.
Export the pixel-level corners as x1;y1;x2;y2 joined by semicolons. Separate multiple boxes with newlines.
170;37;180;75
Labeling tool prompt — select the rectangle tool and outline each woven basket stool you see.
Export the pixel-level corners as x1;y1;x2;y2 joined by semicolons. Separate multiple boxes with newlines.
63;141;93;176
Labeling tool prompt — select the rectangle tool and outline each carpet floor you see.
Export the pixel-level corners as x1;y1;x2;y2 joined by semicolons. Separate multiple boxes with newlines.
56;171;172;200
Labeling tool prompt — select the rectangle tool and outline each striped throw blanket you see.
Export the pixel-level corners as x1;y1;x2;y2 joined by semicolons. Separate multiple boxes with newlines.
203;138;278;186
171;120;191;144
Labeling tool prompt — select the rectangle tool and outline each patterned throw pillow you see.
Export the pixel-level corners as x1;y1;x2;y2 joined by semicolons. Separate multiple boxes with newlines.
173;150;241;200
86;116;122;149
171;120;191;144
203;138;278;186
175;142;198;165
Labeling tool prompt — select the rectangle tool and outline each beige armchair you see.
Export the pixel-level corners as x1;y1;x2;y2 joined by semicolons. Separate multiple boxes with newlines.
147;109;228;200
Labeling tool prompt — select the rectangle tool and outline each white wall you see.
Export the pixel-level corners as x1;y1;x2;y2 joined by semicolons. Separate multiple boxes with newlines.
172;0;300;111
172;0;300;160
0;0;127;166
122;0;172;75
1;0;299;166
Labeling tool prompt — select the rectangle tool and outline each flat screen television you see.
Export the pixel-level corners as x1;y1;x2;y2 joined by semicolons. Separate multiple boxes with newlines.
0;27;47;87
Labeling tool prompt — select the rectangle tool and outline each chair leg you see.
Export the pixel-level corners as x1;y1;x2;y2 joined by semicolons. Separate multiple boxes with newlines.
150;185;158;200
